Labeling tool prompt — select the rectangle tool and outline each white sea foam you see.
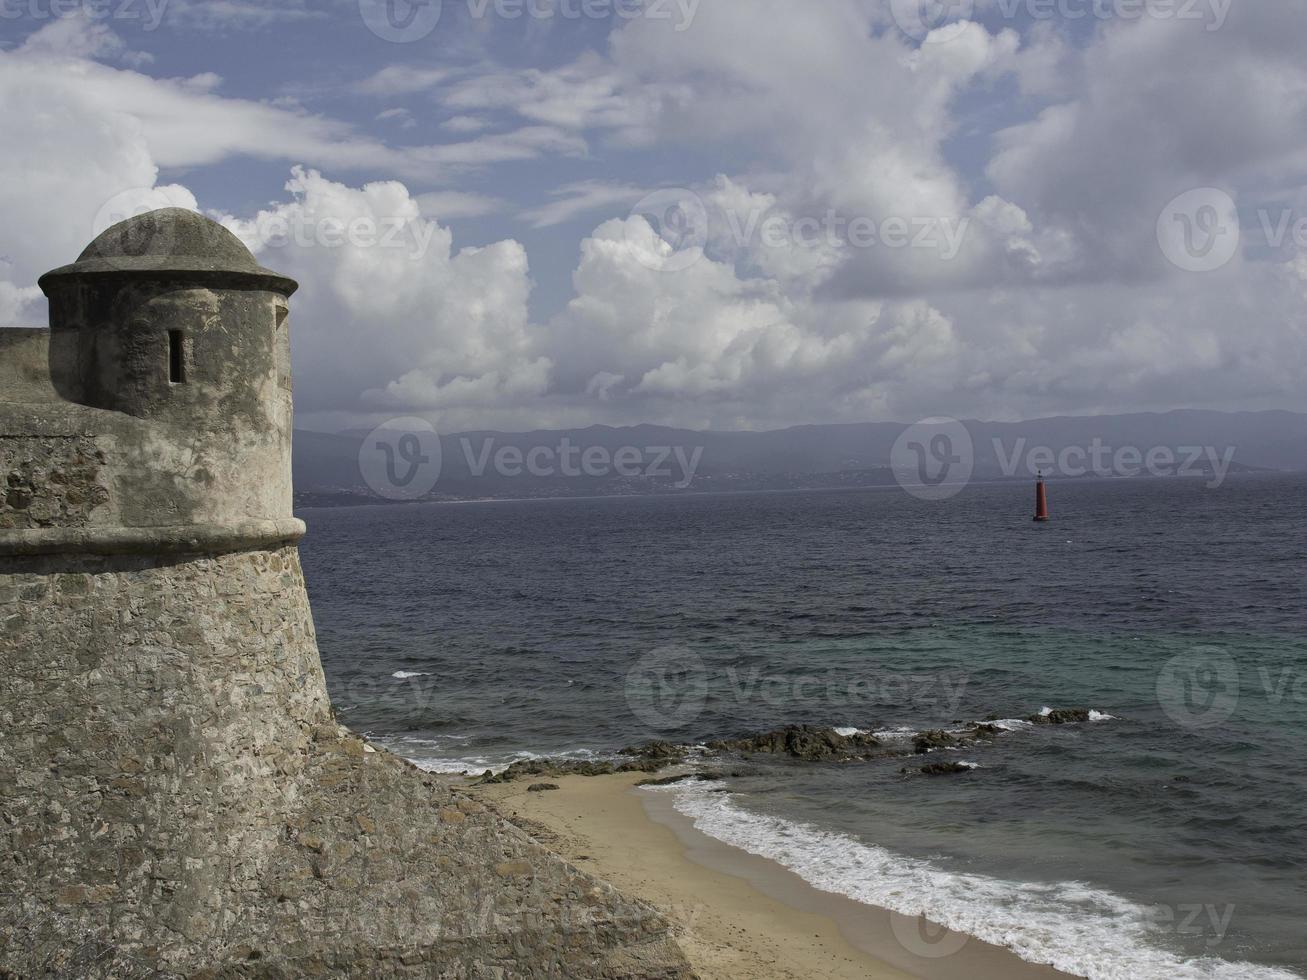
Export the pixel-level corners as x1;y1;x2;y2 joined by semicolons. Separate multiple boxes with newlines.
1089;710;1117;722
664;783;1301;980
834;727;866;737
409;757;496;774
872;727;918;740
392;671;431;679
988;718;1036;732
399;745;606;776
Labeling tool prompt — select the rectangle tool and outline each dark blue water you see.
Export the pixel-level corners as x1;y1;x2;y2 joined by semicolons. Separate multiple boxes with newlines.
299;473;1307;978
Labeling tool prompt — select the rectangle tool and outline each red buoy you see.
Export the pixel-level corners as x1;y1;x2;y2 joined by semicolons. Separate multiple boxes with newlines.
1034;472;1051;523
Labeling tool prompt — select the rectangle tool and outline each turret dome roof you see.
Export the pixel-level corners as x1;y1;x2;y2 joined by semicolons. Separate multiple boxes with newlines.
39;208;297;296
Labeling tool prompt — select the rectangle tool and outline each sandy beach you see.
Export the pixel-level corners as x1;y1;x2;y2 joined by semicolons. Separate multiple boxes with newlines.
466;772;1078;980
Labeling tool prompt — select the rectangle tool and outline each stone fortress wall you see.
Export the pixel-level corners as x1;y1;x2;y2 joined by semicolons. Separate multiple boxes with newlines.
0;210;691;978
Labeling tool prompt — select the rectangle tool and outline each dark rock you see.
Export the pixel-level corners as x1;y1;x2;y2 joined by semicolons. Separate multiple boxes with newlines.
920;762;975;776
913;730;959;754
527;783;560;793
620;740;690;762
706;725;882;762
1028;708;1092;726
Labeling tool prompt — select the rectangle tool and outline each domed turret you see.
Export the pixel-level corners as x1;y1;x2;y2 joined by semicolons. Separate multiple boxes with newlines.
29;207;301;531
40;207;297;291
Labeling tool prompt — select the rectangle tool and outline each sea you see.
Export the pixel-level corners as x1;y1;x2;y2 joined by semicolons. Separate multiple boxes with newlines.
298;472;1307;980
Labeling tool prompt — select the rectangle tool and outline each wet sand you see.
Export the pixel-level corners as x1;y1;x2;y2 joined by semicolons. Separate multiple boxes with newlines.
466;772;1080;980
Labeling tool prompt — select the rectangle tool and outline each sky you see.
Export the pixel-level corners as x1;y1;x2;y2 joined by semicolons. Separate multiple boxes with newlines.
2;0;1306;434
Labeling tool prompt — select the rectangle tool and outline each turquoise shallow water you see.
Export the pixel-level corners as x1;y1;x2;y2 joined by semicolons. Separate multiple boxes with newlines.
299;473;1307;977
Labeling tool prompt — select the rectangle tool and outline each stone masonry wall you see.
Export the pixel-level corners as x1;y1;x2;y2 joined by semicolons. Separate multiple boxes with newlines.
0;547;691;979
0;434;109;530
0;547;334;968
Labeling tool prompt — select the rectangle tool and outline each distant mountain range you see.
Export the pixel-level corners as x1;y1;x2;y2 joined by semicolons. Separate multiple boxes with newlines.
292;410;1306;506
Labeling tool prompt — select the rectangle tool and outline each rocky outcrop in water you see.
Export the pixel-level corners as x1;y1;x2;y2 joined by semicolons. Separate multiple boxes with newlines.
482;710;1107;786
620;741;689;763
914;761;976;776
1029;708;1093;725
704;725;884;761
913;729;961;753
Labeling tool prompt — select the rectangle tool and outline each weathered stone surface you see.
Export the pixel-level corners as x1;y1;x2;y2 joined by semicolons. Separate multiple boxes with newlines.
0;210;692;979
0;547;690;978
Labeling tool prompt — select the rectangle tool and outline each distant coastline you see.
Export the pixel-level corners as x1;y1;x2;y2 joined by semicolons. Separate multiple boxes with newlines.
294;463;1279;509
294;409;1301;507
